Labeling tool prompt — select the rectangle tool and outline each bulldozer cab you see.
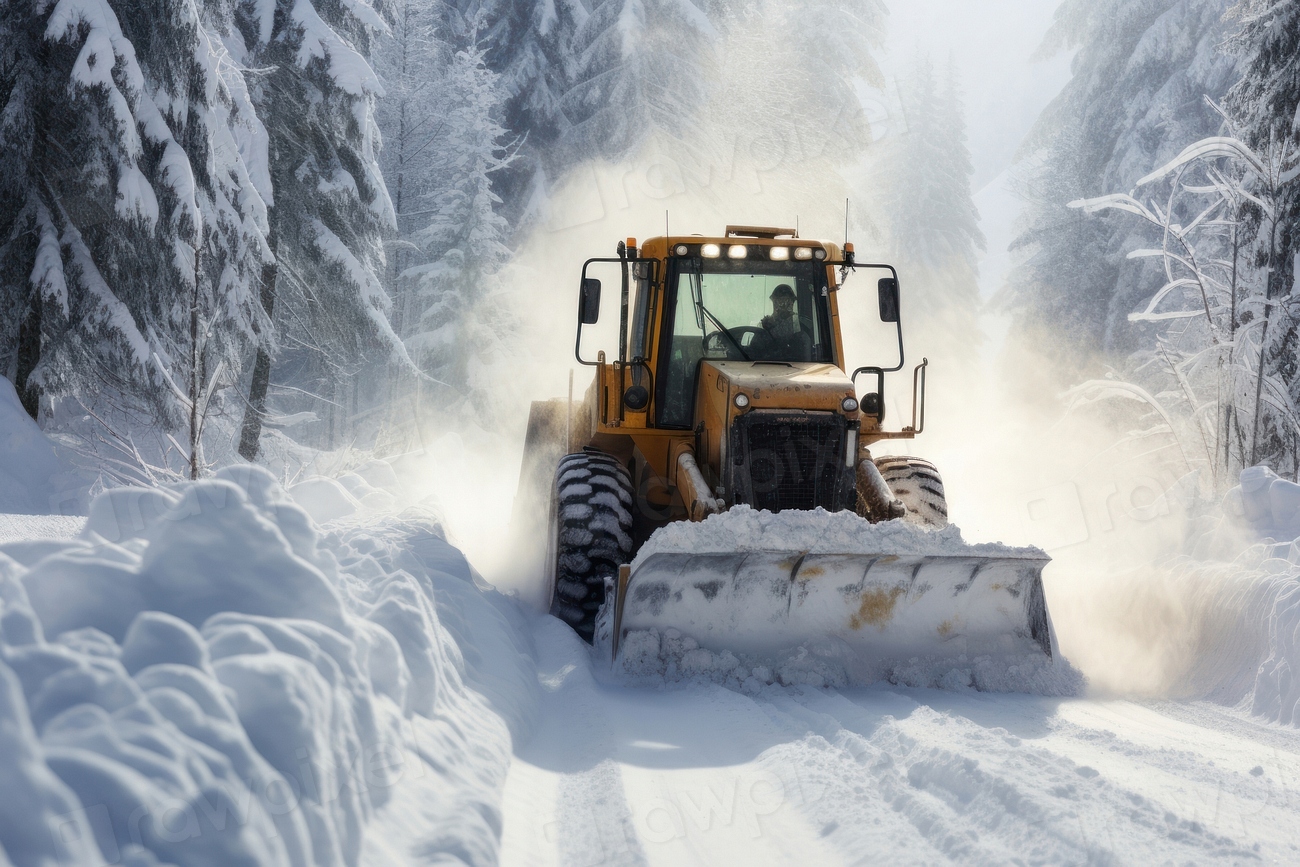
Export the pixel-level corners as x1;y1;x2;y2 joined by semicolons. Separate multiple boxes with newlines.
656;255;837;427
573;230;921;456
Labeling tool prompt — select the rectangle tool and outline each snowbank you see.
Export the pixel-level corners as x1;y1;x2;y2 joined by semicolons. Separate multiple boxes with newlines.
1209;467;1300;725
0;465;535;866
609;507;1079;696
0;377;86;515
1084;466;1300;724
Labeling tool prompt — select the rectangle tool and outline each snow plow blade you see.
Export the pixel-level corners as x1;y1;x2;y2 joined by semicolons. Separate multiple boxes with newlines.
612;551;1055;674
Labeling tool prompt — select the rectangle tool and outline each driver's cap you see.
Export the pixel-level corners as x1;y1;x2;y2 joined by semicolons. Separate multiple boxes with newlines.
770;283;795;300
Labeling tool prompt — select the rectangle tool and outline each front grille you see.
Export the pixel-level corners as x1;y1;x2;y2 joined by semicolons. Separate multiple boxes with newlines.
729;411;854;512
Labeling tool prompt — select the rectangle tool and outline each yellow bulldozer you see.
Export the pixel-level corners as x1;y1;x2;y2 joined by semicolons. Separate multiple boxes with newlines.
514;225;1055;672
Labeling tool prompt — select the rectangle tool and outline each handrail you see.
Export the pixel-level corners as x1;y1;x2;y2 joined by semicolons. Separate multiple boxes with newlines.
908;358;928;433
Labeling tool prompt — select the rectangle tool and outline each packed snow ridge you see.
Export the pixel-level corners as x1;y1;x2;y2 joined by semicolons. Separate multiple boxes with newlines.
630;504;1047;569
0;465;536;867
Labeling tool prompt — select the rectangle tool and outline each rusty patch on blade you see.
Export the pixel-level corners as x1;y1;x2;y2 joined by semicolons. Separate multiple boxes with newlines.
797;565;825;580
777;555;806;571
849;586;905;630
936;618;956;638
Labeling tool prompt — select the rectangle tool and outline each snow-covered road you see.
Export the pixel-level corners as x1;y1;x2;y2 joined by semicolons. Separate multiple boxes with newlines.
501;617;1300;866
6;451;1300;866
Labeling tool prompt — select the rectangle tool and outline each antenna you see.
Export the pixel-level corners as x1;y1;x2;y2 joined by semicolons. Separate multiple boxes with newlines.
796;215;799;238
844;198;850;248
665;209;669;241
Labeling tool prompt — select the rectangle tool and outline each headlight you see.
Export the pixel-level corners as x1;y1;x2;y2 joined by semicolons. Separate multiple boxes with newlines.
727;244;747;259
734;393;750;409
675;244;689;256
769;246;790;261
813;248;827;260
701;243;721;258
842;396;859;412
794;247;813;260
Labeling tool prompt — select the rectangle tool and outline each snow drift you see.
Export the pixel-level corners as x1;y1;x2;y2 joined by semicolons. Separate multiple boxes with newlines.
1048;466;1300;725
1212;467;1300;726
0;465;535;866
0;377;85;515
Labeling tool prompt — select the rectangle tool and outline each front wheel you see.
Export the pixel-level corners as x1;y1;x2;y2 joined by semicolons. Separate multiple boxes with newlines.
547;452;635;642
875;456;948;528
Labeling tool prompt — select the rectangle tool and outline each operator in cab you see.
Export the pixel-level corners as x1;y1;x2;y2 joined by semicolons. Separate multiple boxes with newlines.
760;283;813;360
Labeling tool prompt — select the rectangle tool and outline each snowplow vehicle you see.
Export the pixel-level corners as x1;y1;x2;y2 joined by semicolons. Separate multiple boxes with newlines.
515;225;1057;675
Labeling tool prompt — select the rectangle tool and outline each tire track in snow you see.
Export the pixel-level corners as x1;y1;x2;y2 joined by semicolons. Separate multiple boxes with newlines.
502;614;1300;865
773;689;1296;862
501;618;844;866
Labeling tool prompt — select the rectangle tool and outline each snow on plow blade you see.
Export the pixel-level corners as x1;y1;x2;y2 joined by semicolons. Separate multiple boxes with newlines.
613;551;1054;676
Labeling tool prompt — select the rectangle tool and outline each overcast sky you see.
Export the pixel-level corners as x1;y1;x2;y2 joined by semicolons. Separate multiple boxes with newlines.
873;0;1075;301
878;0;1074;191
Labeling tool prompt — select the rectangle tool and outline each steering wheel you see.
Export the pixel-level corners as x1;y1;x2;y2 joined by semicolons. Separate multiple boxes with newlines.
705;326;772;359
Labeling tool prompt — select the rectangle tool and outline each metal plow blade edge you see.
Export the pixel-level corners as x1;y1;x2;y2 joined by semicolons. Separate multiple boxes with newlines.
611;551;1055;676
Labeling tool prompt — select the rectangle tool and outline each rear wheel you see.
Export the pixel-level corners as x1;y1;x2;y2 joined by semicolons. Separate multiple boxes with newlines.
875;456;948;528
547;452;635;642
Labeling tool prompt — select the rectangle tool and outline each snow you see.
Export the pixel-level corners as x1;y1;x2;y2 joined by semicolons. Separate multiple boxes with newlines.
0;378;85;516
292;0;383;98
288;476;365;525
0;515;85;545
0;465;533;866
5;458;1300;863
31;202;70;314
631;505;1045;569
501;614;1300;866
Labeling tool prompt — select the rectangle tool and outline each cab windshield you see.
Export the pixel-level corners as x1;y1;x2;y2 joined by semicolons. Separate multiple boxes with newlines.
657;258;834;428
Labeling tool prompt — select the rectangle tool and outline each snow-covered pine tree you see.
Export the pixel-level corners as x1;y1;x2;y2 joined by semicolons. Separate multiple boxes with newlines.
439;0;587;219
1227;0;1300;465
1006;0;1240;370
402;37;512;416
232;0;400;457
559;0;717;170
0;0;269;467
704;0;883;169
867;56;984;360
374;0;442;340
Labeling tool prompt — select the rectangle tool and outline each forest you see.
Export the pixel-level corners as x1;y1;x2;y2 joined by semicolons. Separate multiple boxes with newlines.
0;0;1296;499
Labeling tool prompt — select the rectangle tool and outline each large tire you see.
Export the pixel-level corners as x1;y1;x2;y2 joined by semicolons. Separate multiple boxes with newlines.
547;452;635;642
875;456;948;528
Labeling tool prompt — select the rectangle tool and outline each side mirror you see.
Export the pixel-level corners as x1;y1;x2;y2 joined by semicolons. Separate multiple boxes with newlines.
877;278;900;323
579;277;602;324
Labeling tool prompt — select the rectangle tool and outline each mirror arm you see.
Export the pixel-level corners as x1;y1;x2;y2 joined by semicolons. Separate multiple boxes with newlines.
575;261;600;367
894;318;905;373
